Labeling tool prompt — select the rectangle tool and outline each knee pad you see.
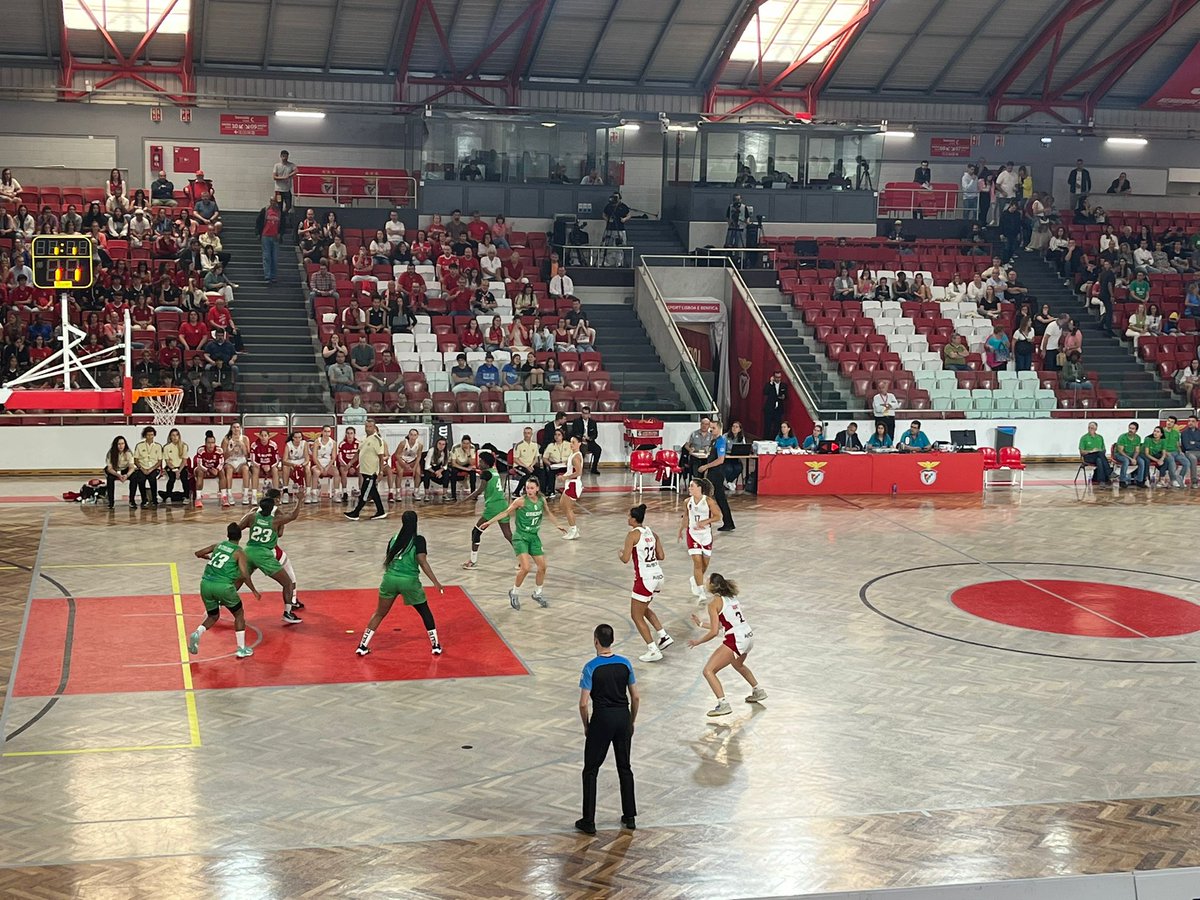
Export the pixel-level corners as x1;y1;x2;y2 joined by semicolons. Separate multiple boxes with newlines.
471;526;483;545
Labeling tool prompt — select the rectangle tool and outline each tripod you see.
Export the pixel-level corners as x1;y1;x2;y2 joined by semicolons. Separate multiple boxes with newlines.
856;164;874;192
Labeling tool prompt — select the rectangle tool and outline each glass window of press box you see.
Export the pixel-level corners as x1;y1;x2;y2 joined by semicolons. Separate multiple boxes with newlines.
421;119;630;185
668;125;884;190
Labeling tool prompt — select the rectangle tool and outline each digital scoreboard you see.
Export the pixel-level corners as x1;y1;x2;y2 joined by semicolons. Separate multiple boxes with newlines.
31;235;94;290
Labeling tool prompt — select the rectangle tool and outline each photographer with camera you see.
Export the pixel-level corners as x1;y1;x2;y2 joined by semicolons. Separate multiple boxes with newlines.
725;194;749;249
602;192;631;267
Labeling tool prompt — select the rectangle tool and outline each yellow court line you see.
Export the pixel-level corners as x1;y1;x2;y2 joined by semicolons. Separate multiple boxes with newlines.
170;562;202;748
41;562;178;569
4;743;195;758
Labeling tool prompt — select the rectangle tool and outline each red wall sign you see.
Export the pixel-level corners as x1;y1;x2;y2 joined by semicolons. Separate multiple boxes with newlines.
929;138;972;158
220;114;270;137
173;146;200;173
1143;43;1200;109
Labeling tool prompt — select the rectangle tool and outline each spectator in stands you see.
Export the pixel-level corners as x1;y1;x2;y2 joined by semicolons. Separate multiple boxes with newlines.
528;317;551;353
964;274;986;306
1012;316;1036;371
1125;302;1150;350
370;348;402;393
912;273;933;303
327;351;357;394
445;209;469;250
480;245;502;281
891;271;913;301
367;230;390;266
1107;173;1132;194
1099;224;1119;263
0;168;20;204
127;208;152;249
501;352;525;391
351;246;377;286
872;276;891;301
82;200;108;232
913;161;931;187
543;356;564;390
450;353;481;395
942;333;969;371
896;421;931;452
366;296;389;335
490;214;511;250
482;315;505;352
341;298;367;335
1142;426;1173;486
872;381;898;440
984;325;1011;371
855;267;876;299
149;169;176;207
831;265;855;301
204;263;237;305
309;261;338;300
942;273;966;303
1133;240;1155;273
960;164;979;220
254;195;284;283
977;286;1002;320
60;203;81;235
999;200;1021;260
320;333;345;368
1078;422;1113;484
11;204;33;240
342;394;368;426
573;317;595;352
1058;348;1091;391
503;250;527;285
177;309;208;352
1184;283;1200;319
1169;241;1195;273
995;162;1018;207
461;318;484;351
552;319;575;352
475;353;501;390
349;334;375;380
192;190;220;229
107;211;129;240
106;186;131;217
1145;302;1164;338
203;328;238;382
550;267;576;299
1068;159;1091;195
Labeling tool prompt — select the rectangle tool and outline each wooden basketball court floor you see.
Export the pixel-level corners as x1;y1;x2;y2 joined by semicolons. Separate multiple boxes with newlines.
3;468;1200;898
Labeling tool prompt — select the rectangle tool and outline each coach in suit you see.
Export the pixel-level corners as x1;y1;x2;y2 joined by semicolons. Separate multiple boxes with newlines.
570;406;602;473
763;372;787;440
540;411;568;451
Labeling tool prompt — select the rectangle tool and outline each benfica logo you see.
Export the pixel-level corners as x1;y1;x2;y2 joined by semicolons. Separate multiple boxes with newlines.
321;178;335;195
918;460;940;485
738;358;752;400
805;461;826;485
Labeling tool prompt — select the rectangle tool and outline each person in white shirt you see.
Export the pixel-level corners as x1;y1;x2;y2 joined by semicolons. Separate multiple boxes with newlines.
994;162;1018;202
580;170;604;185
965;275;987;304
1133;240;1155;273
943;273;967;302
960;165;979;220
1041;313;1069;373
385;211;406;246
871;380;898;441
550;268;575;299
480;245;503;280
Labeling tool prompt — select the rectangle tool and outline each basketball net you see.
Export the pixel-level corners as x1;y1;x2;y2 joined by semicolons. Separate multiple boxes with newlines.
134;387;184;427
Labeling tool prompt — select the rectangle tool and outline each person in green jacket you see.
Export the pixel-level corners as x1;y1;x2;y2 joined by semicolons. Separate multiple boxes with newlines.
357;510;444;657
189;522;261;659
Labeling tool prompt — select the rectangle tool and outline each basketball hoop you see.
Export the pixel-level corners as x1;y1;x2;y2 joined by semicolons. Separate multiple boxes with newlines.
134;387;184;427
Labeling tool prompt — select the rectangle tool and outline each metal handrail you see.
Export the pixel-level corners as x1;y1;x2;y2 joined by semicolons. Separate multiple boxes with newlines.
639;254;824;417
296;174;418;209
634;260;719;415
554;241;633;268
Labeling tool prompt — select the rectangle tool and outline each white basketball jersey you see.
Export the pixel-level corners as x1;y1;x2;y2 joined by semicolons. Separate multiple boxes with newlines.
225;437;247;463
631;526;662;579
566;450;583;481
314;437;336;465
718;595;753;643
687;496;712;543
285;442;307;464
399;438;422;463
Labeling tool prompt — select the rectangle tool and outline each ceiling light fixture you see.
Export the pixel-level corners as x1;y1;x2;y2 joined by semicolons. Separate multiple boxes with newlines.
1105;136;1147;146
275;109;325;119
887;130;915;138
541;122;557;127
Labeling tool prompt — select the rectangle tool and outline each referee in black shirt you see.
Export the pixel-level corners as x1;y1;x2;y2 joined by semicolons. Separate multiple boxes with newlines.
577;623;639;835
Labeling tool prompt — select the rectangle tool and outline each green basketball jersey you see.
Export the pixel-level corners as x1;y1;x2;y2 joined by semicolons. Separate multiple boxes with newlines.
482;467;506;514
385;534;425;579
247;511;278;550
202;540;241;586
514;495;544;536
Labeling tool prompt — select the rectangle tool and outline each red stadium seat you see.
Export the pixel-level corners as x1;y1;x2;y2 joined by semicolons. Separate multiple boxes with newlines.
629;449;657;492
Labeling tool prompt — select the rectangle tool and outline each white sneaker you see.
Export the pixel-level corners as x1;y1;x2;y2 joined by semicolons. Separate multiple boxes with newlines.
745;687;768;703
639;647;664;662
532;590;548;608
563;526;580;541
241;492;251;505
706;699;732;717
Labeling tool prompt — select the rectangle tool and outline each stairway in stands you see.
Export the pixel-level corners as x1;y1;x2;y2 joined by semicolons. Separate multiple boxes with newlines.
758;301;857;412
1017;249;1170;409
624;218;687;264
586;300;685;413
219;212;329;414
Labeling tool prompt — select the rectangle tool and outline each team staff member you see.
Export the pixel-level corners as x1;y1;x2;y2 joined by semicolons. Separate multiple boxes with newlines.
762;372;787;441
871;381;898;441
569;406;602;474
577;623;639;836
835;422;864;451
130;426;163;508
697;419;734;532
512;426;549;495
345;420;388;520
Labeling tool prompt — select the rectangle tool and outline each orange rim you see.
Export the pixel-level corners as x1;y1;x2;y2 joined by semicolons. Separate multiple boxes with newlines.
131;387;184;401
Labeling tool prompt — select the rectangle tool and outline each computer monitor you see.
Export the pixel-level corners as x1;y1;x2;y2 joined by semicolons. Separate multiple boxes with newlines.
949;429;977;448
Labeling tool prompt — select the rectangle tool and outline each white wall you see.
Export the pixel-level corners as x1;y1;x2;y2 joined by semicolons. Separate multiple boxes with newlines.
688;222;877;247
0;134;117;172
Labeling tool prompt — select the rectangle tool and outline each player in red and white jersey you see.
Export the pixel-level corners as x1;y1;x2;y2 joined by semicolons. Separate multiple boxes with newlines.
281;431;310;503
618;503;673;663
557;434;585;540
193;431;227;508
688;572;765;717
222;422;252;506
308;425;338;503
249;429;281;504
336;427;361;504
678;477;721;604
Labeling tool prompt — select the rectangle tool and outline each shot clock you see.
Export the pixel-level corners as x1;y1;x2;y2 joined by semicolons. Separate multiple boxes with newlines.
32;235;94;290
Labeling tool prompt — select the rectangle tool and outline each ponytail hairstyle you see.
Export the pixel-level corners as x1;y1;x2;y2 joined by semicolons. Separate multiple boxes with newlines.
629;503;647;524
204;429;215;440
691;476;712;496
707;572;739;598
384;510;419;570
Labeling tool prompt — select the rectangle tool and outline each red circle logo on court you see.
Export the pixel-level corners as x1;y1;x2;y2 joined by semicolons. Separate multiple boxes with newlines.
950;580;1200;638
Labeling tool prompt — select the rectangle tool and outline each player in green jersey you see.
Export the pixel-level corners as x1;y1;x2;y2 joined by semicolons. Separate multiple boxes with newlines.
189;522;261;659
462;451;514;569
236;492;302;623
357;510;445;656
481;478;565;610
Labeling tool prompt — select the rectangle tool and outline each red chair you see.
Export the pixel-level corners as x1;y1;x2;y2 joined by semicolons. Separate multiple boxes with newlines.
653;449;684;492
980;446;999;472
992;446;1026;489
629;449;658;492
